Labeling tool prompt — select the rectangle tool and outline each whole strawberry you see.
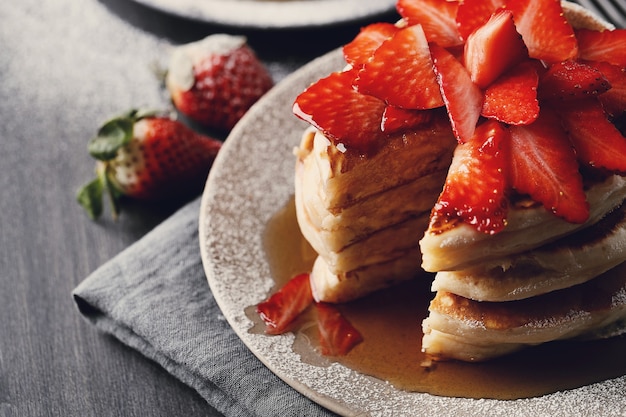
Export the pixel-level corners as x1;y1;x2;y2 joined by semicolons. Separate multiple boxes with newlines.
77;109;222;219
166;34;274;131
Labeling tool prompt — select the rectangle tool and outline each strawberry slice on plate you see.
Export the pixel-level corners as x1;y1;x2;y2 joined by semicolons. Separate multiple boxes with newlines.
396;0;462;47
464;9;528;89
431;44;483;144
508;109;589;224
343;22;399;68
354;24;444;110
456;0;506;41
315;303;363;356
293;69;386;153
576;28;626;67
482;60;540;125
558;98;626;173
257;273;314;335
539;60;611;101
430;119;510;235
505;0;578;64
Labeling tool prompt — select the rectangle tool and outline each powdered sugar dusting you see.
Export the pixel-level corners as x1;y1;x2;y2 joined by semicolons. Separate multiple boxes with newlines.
200;49;626;416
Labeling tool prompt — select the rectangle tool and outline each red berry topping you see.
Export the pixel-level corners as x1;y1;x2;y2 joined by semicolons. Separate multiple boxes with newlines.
576;28;626;67
355;24;444;110
508;109;589;223
463;9;528;89
396;0;463;47
481;60;540;125
431;44;483;143
539;60;611;101
293;69;386;153
343;22;399;68
431;119;510;234
505;0;578;64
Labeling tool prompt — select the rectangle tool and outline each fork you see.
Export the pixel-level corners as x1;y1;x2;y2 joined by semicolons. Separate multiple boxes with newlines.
573;0;626;28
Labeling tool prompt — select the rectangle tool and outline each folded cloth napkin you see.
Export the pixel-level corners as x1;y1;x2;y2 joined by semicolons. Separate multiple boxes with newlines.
72;197;336;417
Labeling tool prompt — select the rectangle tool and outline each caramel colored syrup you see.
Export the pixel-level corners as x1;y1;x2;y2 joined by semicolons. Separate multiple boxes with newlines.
251;197;626;400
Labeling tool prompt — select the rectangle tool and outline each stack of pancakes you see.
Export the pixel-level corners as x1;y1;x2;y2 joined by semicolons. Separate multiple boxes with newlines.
420;173;626;361
294;2;626;361
295;115;456;303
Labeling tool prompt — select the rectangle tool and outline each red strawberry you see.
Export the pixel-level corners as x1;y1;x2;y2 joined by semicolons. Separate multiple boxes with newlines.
463;9;528;89
166;34;273;132
343;22;399;68
539;60;611;101
293;69;386;153
584;61;626;117
431;44;483;143
505;0;578;64
315;303;363;356
558;98;626;173
576;29;626;67
354;24;444;110
482;60;539;125
77;110;222;219
396;0;463;47
508;109;589;223
430;119;509;234
456;0;506;41
256;273;314;335
381;105;433;134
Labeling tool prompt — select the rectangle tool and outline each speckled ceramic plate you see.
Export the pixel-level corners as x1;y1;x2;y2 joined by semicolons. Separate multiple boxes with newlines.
131;0;396;28
199;47;626;416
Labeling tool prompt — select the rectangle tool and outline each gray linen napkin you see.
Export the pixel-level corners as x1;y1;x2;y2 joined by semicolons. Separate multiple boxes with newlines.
72;197;336;417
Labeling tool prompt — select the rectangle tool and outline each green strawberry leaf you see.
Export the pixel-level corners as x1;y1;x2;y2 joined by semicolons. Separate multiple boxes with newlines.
88;116;134;161
76;176;104;220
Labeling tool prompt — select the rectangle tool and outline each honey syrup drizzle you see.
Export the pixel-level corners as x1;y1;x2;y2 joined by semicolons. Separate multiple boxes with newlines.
251;197;626;400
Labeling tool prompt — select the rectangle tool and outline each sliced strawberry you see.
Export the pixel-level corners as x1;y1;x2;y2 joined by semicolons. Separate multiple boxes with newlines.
257;273;314;335
539;60;611;101
576;28;626;67
315;303;363;356
343;22;399;68
585;61;626;117
505;0;577;64
431;44;483;143
558;98;626;173
464;9;528;89
456;0;506;41
396;0;463;47
354;24;444;110
293;69;386;153
482;60;539;125
381;106;433;134
508;109;589;223
430;119;509;234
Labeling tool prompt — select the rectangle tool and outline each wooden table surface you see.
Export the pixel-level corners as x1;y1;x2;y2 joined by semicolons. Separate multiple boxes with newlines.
0;1;396;415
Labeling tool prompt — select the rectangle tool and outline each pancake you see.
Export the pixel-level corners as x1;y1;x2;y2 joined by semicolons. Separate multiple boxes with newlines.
423;262;626;362
294;115;456;302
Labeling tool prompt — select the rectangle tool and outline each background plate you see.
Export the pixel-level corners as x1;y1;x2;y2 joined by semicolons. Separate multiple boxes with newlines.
131;0;396;28
199;48;626;416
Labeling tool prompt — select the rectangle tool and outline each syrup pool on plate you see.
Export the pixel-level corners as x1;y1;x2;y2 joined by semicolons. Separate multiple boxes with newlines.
247;197;626;400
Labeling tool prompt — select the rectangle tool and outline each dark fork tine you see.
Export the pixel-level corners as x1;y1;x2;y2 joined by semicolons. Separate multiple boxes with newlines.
574;0;626;28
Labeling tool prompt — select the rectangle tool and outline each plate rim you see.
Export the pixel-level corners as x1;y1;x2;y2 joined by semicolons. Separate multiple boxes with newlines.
130;0;397;29
199;48;626;416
